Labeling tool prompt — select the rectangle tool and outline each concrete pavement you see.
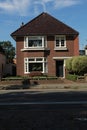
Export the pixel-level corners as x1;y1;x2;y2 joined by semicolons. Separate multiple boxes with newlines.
0;82;87;93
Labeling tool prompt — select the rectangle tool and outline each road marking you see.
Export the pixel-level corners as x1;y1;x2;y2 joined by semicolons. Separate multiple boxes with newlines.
0;101;87;106
75;118;87;121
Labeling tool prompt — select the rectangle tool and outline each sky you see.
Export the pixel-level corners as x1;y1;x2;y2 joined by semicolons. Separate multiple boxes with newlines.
0;0;87;49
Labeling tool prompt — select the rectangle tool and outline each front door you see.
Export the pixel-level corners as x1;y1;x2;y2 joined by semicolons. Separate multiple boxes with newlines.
56;60;64;77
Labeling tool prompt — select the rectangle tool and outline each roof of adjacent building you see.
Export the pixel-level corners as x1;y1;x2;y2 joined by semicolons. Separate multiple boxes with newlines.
11;12;79;38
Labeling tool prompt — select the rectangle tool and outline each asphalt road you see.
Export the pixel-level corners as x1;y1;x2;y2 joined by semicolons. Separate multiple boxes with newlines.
0;89;87;103
0;90;87;129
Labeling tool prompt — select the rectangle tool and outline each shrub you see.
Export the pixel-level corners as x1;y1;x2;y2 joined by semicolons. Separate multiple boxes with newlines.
66;56;87;75
72;56;87;75
66;58;73;73
66;74;78;81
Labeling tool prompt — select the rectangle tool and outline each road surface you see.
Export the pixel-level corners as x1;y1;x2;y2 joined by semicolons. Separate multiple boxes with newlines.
0;89;87;129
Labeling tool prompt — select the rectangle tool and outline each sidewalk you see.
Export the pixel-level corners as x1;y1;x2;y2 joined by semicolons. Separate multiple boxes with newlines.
0;81;87;92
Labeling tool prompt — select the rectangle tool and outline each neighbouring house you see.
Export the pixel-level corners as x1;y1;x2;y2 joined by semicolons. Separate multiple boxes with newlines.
0;45;16;77
0;45;6;77
85;45;87;55
79;50;85;55
11;12;79;78
79;45;87;55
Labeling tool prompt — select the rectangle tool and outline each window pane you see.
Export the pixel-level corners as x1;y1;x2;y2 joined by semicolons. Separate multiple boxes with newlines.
36;58;42;61
61;39;64;46
56;40;60;46
28;59;34;61
28;39;42;47
29;63;43;72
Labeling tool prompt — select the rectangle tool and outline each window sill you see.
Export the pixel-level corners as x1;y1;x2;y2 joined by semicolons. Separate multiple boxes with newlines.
54;47;67;51
21;47;50;51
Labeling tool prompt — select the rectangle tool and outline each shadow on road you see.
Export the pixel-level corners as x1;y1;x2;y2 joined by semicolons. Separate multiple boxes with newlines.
0;89;87;103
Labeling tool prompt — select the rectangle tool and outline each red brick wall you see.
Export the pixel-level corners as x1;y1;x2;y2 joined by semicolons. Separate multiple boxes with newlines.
16;37;24;76
46;35;79;76
0;53;6;75
16;37;47;76
16;35;79;77
47;36;56;76
73;36;79;56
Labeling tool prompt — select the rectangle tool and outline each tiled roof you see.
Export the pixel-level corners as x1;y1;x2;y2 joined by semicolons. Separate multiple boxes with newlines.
11;12;79;38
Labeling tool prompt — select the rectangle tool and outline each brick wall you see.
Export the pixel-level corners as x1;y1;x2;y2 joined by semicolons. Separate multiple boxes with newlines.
16;37;24;76
0;53;6;76
46;35;79;76
73;36;79;56
16;35;79;77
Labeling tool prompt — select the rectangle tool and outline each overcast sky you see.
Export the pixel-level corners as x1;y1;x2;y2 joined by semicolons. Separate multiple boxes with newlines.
0;0;87;49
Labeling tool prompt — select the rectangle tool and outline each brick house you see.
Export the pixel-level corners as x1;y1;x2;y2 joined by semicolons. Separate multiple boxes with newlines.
0;46;6;77
11;12;79;78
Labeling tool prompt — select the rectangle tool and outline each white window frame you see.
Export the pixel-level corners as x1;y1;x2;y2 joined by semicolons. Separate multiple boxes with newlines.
54;35;67;50
24;36;47;49
24;57;47;74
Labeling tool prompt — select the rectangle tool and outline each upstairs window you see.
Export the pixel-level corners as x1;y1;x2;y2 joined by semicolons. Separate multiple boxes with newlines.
24;36;46;48
55;36;66;47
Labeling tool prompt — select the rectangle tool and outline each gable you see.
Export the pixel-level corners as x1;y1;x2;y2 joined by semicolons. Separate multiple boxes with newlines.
11;12;79;39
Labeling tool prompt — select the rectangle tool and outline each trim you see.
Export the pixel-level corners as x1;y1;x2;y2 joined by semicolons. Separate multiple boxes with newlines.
21;47;50;51
54;47;67;51
53;57;72;60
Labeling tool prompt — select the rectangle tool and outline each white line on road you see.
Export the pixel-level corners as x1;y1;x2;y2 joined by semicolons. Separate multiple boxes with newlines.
0;101;87;106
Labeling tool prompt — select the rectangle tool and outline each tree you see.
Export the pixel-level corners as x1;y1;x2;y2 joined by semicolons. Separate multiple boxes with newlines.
0;41;15;63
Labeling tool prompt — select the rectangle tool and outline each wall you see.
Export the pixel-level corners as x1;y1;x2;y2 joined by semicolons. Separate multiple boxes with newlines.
16;35;79;77
0;53;6;76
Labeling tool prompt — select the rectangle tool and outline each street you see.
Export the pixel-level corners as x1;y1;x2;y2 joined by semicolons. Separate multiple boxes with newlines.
0;89;87;129
0;89;87;103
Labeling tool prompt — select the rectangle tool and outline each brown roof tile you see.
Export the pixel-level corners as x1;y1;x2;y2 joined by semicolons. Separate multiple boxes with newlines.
11;12;79;38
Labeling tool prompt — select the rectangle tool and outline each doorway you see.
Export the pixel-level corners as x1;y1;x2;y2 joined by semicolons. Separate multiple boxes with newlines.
56;60;64;77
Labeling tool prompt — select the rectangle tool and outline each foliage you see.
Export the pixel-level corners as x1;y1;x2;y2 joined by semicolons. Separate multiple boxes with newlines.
72;56;87;75
65;58;73;72
0;41;15;63
0;45;4;53
66;56;87;75
66;74;78;81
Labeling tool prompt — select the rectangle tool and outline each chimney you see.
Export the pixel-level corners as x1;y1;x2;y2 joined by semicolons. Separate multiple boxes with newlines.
20;22;24;27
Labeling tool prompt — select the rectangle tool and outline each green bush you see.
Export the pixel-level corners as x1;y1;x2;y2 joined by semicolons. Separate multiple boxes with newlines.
66;74;78;81
72;56;87;75
66;56;87;75
66;58;73;72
